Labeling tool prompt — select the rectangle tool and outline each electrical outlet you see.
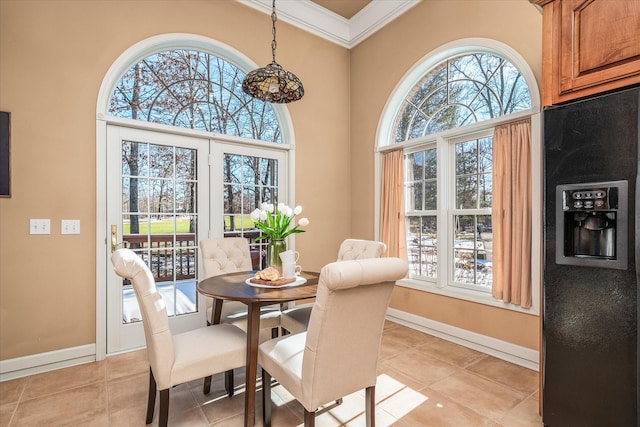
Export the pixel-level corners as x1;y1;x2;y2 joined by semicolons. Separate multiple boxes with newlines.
61;219;81;235
30;219;51;234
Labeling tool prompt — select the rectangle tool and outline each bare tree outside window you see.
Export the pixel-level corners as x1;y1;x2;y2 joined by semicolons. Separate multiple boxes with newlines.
394;53;531;142
110;50;281;143
223;153;278;233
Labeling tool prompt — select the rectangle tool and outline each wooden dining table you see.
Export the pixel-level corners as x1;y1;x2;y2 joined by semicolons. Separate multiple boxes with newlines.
197;270;319;427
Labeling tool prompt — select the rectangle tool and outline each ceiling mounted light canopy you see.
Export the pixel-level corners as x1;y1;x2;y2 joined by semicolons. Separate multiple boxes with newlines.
242;0;304;103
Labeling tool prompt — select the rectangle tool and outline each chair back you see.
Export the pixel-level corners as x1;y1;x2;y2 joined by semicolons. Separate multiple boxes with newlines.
302;257;408;409
200;237;253;277
111;249;175;389
337;239;386;260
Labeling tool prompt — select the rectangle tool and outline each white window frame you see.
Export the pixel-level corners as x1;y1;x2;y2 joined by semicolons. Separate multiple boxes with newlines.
375;38;541;315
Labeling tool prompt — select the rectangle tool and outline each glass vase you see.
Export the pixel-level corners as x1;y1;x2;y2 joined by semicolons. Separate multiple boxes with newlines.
267;239;286;268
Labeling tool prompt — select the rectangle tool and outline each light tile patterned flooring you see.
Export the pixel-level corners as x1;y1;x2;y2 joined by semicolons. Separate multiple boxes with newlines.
0;321;542;426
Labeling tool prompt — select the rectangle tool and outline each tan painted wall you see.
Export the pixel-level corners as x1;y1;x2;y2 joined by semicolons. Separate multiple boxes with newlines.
0;0;543;361
349;0;542;350
0;0;350;360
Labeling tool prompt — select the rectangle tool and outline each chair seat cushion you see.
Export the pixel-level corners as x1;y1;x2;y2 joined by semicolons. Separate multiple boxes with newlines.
171;324;247;387
280;306;312;334
258;332;306;406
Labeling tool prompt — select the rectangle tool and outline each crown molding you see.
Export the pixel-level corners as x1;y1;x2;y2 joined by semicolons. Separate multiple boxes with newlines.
236;0;421;49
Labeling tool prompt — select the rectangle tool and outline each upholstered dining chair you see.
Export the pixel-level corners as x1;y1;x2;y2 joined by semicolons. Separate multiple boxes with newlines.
279;239;387;334
200;237;281;340
111;248;247;427
259;257;408;427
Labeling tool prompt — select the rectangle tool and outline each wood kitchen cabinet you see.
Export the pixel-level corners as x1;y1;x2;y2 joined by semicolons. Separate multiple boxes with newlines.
531;0;640;105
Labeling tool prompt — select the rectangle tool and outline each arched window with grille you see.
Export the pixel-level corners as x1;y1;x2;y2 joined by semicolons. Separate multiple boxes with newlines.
109;49;282;142
379;40;540;311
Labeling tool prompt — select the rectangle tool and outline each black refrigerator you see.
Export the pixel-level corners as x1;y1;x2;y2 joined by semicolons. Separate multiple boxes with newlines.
543;86;640;426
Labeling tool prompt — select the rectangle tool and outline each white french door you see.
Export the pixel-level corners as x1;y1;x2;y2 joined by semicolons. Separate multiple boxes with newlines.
105;126;289;353
106;126;209;353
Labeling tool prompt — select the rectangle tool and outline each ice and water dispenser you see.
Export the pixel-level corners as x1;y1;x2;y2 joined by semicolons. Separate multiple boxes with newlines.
556;180;628;270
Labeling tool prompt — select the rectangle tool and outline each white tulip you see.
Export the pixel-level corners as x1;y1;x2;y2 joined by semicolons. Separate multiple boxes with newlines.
259;211;268;221
250;208;261;221
294;205;302;215
265;203;275;213
298;217;309;227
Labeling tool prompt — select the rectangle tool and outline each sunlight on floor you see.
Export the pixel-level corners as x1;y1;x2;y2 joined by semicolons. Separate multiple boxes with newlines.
268;372;430;425
375;374;430;418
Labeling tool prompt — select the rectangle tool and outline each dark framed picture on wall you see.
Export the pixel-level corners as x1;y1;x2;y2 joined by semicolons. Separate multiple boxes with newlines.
0;111;10;197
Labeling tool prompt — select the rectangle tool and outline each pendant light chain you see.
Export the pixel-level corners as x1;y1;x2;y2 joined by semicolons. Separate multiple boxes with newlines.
271;0;277;63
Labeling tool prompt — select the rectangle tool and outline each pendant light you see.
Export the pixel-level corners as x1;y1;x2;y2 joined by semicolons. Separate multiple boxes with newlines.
242;0;304;103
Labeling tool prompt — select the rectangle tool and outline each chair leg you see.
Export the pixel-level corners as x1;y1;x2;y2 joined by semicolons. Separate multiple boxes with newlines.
159;389;169;427
303;409;316;427
146;368;157;424
225;369;235;397
261;368;272;427
365;385;375;427
203;375;212;394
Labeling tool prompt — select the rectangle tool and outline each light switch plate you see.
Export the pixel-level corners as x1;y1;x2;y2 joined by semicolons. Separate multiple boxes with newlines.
30;219;51;234
61;219;81;235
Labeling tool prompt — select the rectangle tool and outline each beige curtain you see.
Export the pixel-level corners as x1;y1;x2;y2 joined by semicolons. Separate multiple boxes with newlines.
492;119;532;308
380;149;406;260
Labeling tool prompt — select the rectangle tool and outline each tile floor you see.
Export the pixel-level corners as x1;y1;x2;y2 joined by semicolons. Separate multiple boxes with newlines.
0;322;542;426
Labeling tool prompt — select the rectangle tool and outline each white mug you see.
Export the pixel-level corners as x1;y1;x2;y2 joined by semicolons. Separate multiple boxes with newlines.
282;262;302;279
279;250;300;264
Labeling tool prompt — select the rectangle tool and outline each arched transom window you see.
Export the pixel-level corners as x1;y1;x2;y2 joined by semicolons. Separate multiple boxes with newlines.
109;49;282;143
394;53;531;143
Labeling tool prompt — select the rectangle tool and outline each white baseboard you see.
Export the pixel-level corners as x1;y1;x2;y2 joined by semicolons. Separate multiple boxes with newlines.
0;309;539;382
0;344;96;382
386;308;539;371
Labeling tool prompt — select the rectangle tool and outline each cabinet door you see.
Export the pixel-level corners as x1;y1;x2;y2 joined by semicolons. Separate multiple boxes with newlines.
534;0;640;105
558;0;640;100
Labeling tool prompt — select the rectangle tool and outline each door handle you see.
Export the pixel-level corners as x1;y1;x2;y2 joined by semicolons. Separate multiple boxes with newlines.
111;224;120;253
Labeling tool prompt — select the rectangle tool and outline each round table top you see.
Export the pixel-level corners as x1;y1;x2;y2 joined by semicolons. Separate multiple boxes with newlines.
197;270;319;303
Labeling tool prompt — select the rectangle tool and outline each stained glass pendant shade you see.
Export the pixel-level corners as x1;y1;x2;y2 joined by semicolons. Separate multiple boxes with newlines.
242;0;304;103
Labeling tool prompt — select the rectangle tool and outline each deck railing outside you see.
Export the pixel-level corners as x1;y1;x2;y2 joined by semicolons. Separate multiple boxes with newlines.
123;231;265;282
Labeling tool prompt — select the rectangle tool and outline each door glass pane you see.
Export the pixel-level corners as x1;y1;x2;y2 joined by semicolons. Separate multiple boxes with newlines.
120;140;198;324
223;153;279;270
